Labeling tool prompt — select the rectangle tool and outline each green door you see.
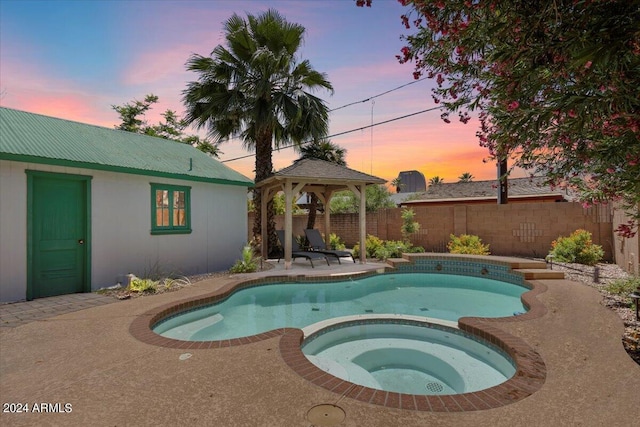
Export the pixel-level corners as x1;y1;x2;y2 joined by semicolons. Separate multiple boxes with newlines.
28;172;91;299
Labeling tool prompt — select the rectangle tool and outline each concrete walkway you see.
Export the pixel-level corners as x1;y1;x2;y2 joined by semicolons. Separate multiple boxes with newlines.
0;293;116;328
1;259;638;426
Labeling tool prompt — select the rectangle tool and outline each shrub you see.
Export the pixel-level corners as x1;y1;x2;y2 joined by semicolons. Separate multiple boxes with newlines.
128;277;157;293
352;234;384;258
447;234;491;255
328;233;346;250
229;245;258;273
604;276;640;304
400;207;420;242
548;229;604;266
353;235;424;260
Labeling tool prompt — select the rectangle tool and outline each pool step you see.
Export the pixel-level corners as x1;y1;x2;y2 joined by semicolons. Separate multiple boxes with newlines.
508;260;548;270
513;269;565;280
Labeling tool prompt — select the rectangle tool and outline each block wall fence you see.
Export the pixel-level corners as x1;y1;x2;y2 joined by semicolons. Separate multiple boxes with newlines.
250;201;639;269
611;203;639;275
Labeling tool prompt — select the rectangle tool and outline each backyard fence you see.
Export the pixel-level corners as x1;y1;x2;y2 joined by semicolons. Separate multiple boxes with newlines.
250;201;620;264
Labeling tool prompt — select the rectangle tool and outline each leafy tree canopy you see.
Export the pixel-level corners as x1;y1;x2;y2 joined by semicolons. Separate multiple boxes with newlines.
330;185;395;214
359;0;640;236
112;94;221;158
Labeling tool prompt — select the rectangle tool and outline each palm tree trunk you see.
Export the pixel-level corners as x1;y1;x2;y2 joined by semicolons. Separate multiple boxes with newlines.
306;193;318;230
253;130;278;257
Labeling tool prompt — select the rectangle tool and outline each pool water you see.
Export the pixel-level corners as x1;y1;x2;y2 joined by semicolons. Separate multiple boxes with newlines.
302;321;516;395
153;273;527;341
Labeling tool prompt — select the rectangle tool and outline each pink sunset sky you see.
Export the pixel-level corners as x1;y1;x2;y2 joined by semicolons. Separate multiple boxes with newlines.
0;0;516;185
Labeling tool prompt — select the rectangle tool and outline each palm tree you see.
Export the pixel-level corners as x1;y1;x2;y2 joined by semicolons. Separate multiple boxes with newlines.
182;9;333;255
429;176;444;186
390;177;404;193
296;139;346;230
458;172;474;183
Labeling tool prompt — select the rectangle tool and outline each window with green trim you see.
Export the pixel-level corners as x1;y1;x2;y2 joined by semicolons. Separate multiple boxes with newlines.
150;184;191;234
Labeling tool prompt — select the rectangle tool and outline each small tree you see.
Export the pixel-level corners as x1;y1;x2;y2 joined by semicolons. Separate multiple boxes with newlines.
112;94;221;158
400;207;420;242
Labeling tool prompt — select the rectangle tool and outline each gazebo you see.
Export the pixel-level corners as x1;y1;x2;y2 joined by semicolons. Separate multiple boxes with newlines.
254;158;386;268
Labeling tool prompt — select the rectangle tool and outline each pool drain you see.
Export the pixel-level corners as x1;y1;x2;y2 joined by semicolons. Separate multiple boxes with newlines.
306;404;345;426
426;382;444;393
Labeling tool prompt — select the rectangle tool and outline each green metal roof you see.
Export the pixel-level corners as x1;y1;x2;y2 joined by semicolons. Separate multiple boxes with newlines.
0;107;253;187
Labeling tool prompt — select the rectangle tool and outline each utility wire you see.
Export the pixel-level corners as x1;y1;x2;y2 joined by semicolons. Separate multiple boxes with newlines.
221;106;443;163
329;77;429;112
219;77;431;163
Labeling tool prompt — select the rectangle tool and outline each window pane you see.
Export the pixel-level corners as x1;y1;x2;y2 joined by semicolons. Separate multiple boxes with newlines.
174;208;185;226
157;207;169;226
156;190;168;208
174;191;184;209
155;190;170;226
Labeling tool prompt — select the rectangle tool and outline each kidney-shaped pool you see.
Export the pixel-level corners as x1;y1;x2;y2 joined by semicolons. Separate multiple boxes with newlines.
153;273;528;341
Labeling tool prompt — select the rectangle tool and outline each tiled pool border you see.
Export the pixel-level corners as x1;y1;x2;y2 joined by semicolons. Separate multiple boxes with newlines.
129;254;550;411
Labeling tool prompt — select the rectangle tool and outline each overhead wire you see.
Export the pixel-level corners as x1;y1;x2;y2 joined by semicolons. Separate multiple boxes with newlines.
328;76;429;112
221;106;442;163
219;77;437;163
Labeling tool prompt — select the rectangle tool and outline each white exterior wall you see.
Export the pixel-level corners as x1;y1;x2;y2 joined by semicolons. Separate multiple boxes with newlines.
0;160;248;302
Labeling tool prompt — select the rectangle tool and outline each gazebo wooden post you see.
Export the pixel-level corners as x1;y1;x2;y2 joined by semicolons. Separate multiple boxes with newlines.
347;183;367;264
324;190;333;247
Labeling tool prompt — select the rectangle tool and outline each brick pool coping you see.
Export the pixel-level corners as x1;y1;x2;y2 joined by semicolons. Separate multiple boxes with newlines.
129;255;550;411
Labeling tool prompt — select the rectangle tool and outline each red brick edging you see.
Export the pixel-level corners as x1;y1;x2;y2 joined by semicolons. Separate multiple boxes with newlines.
278;312;547;412
129;260;550;411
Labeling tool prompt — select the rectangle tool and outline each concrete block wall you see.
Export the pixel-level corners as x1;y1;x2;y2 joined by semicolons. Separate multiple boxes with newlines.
611;203;639;275
250;201;615;262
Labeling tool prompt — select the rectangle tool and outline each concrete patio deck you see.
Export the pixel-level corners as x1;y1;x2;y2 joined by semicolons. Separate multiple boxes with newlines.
1;258;638;426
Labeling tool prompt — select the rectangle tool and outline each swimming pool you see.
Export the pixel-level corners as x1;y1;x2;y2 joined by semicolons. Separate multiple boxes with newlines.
153;273;528;341
302;319;516;395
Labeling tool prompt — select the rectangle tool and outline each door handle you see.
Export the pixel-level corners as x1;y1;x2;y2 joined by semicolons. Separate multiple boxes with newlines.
78;239;84;245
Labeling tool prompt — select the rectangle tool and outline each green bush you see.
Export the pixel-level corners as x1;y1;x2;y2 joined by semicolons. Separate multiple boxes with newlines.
352;234;384;258
548;229;604;266
400;207;420;241
229;245;258;273
128;278;157;293
353;235;424;260
447;234;491;255
328;233;346;250
604;276;639;304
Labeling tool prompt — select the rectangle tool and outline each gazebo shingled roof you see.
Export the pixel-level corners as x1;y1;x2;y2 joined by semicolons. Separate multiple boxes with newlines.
254;159;386;267
257;158;386;186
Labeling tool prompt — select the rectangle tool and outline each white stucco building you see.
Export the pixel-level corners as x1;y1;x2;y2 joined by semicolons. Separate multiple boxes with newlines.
0;107;253;302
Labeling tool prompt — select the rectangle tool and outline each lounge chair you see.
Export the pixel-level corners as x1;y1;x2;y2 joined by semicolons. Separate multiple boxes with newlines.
304;229;356;264
276;230;329;268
